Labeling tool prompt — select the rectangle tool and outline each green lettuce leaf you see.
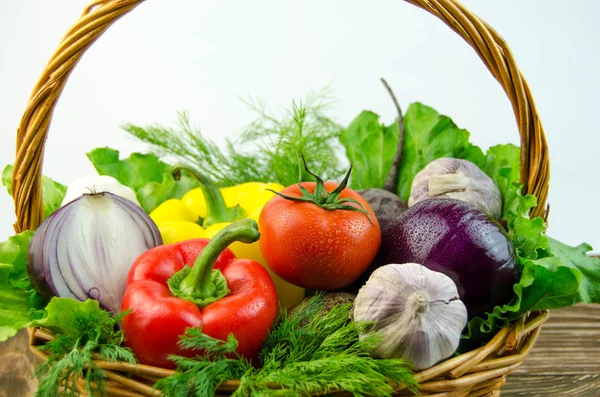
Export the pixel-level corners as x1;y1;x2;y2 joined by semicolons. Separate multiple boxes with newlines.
340;111;400;190
483;144;521;217
30;298;109;338
462;145;600;346
396;103;486;201
2;165;67;218
0;231;44;342
483;144;521;192
86;147;199;213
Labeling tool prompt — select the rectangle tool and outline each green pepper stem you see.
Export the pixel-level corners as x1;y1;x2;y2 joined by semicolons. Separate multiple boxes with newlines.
178;218;260;299
172;164;246;227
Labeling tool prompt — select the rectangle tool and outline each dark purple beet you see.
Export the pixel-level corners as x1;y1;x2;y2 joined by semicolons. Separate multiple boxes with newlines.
341;187;407;294
357;188;408;233
378;198;519;318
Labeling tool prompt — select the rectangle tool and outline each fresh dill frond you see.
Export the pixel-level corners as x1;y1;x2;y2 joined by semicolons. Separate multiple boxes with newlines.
235;295;418;397
248;354;416;397
257;294;328;367
258;296;354;370
154;327;253;397
236;88;347;186
33;306;135;397
156;294;418;397
123;111;260;186
122;87;347;188
176;327;239;357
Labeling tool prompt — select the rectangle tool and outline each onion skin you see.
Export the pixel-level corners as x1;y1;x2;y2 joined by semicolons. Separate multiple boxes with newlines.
27;210;55;302
377;198;519;317
27;192;162;313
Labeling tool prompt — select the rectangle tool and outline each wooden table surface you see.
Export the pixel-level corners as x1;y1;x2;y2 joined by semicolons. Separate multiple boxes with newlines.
1;304;599;396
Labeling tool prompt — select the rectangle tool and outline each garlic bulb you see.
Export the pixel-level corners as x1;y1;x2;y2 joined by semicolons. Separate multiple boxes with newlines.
61;175;140;207
408;158;502;219
353;263;468;370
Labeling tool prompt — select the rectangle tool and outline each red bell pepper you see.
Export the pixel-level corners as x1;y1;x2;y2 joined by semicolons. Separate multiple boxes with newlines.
121;218;278;369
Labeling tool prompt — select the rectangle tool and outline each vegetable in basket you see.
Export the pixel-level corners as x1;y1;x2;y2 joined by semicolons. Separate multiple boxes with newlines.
27;191;162;315
376;198;519;318
259;159;381;290
155;292;418;397
151;164;305;310
352;263;468;370
357;188;407;232
408;157;502;219
149;166;283;243
0;231;44;342
29;298;136;397
394;103;486;203
60;175;140;207
121;218;278;369
86;147;202;214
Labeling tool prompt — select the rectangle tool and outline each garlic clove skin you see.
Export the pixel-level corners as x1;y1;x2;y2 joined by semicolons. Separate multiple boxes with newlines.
353;263;468;370
408;158;502;220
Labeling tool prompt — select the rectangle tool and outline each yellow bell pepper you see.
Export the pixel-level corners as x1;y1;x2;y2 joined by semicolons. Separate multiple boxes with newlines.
149;165;305;310
149;199;206;245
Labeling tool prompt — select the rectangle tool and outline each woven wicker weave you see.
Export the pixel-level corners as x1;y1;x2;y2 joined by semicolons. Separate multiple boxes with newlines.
12;0;551;396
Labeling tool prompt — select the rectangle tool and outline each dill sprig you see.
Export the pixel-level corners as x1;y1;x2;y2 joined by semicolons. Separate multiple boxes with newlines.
237;296;418;396
33;309;135;397
157;294;418;397
122;88;347;188
235;88;347;186
154;328;253;397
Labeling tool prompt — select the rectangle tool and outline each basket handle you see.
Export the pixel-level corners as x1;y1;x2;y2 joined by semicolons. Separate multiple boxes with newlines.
11;0;550;233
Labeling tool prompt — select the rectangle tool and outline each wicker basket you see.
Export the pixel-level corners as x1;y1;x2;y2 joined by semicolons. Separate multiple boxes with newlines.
12;0;551;396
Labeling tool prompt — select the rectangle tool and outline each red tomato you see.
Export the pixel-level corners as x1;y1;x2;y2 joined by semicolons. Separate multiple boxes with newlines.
258;181;381;290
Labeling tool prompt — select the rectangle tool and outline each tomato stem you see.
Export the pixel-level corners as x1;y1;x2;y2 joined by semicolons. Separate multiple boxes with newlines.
269;155;374;225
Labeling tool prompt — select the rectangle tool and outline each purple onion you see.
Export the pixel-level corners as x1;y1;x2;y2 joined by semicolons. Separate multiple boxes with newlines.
28;192;162;314
377;198;519;317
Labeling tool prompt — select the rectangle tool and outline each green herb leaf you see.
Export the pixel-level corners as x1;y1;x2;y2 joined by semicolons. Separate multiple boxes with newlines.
340;111;400;190
236;296;417;397
0;231;44;342
2;165;67;218
123;89;346;189
32;297;135;397
154;327;252;397
86;147;199;213
396;103;486;202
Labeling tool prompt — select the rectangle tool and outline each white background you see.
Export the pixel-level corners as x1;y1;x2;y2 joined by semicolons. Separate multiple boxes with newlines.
0;0;598;253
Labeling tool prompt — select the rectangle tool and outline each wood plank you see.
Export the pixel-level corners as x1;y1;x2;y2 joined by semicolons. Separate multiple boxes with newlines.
503;304;600;396
1;305;599;396
0;329;38;397
503;375;600;397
